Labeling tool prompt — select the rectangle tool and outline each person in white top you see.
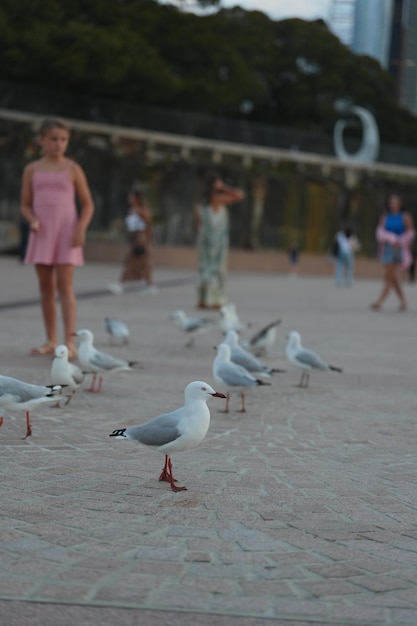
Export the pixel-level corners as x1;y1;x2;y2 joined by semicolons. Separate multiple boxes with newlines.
107;189;158;295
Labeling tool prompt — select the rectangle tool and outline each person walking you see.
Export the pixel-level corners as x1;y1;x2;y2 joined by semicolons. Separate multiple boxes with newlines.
371;193;415;311
195;174;244;309
20;118;94;359
107;188;158;295
334;227;360;287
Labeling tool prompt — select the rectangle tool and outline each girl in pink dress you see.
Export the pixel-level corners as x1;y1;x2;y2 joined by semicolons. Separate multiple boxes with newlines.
20;118;94;359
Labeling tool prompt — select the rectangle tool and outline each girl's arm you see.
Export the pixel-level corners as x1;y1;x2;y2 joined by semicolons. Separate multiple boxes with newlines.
20;165;39;232
72;163;94;246
214;182;244;207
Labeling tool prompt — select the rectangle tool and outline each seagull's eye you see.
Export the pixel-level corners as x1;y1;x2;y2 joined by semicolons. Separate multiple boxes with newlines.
201;386;207;391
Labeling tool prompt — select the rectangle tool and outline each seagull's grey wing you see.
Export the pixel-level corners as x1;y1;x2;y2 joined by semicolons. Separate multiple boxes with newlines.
231;346;266;372
216;362;256;387
0;377;50;403
294;348;328;370
249;319;281;345
126;410;182;447
90;349;127;371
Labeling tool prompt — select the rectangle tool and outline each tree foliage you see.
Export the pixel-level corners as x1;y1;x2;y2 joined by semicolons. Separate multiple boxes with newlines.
1;0;416;144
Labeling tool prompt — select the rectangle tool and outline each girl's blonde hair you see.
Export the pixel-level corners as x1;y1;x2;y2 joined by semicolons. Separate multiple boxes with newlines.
39;118;70;136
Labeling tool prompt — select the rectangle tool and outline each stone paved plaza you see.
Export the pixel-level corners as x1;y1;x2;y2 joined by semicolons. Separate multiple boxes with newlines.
1;257;417;626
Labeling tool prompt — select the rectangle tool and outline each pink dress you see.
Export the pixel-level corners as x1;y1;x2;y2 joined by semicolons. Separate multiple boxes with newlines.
24;160;83;266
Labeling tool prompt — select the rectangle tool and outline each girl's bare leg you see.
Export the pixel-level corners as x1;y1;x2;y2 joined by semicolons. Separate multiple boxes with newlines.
372;265;394;309
391;268;407;309
56;264;76;345
35;264;57;345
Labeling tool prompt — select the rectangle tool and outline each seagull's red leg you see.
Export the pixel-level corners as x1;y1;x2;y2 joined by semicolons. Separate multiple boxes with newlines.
239;392;246;413
159;454;171;482
167;457;187;492
224;393;230;413
22;411;32;439
97;376;103;393
87;374;97;392
0;416;3;427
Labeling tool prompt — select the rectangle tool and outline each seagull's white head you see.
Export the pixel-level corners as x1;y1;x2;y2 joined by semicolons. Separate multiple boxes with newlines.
216;343;232;361
74;329;94;344
287;331;302;349
54;344;69;360
184;380;226;401
225;330;239;346
170;310;186;321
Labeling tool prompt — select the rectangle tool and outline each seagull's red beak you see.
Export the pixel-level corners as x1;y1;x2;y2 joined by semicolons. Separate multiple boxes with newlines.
211;392;227;399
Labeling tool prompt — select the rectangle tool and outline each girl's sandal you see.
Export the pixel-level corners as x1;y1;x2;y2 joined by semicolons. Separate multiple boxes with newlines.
30;341;56;356
66;343;78;361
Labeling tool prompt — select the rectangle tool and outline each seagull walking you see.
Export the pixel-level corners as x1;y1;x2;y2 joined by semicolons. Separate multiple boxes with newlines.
213;343;270;413
286;331;343;388
104;318;130;345
170;310;215;347
51;345;85;405
224;330;285;378
74;329;139;393
0;374;64;438
109;381;225;492
241;318;282;356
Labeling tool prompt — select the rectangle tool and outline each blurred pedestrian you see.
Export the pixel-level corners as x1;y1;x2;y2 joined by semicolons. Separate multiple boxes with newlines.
333;227;360;287
371;193;415;311
20;117;94;360
288;241;300;275
195;173;244;309
107;188;158;295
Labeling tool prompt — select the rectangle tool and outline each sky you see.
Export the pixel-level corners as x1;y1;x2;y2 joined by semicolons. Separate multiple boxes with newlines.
219;0;332;22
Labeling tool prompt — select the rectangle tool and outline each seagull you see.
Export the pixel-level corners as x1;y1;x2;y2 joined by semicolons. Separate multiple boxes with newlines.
50;344;85;405
104;318;130;345
213;343;270;413
241;319;282;356
285;331;343;388
224;330;285;378
109;380;226;492
74;329;139;393
170;310;215;347
0;374;65;439
219;303;248;335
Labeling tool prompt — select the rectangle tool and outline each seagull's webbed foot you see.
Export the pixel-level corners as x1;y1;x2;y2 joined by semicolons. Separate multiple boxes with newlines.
170;482;187;492
0;417;3;427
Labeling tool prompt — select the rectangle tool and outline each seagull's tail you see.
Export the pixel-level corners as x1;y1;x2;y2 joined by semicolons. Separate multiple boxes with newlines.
109;428;127;438
329;365;343;373
256;379;271;386
128;361;142;369
46;385;67;396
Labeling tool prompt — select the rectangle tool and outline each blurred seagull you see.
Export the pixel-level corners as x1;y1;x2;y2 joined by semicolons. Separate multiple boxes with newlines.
224;330;285;378
109;380;226;491
219;303;249;335
286;331;343;388
213;343;270;413
241;318;282;356
74;329;139;393
104;318;130;345
170;310;215;347
0;374;64;439
51;344;85;405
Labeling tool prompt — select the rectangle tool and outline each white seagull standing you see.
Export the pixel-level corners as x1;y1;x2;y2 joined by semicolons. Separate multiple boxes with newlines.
219;303;248;335
242;318;282;356
109;380;226;492
0;374;64;439
170;310;215;347
224;330;285;378
104;318;130;345
286;331;343;388
74;329;139;393
213;343;270;413
51;345;85;405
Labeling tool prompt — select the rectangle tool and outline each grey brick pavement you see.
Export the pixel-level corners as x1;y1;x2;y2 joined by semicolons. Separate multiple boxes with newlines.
1;258;417;626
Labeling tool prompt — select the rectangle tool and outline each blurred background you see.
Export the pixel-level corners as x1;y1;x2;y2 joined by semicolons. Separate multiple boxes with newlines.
1;0;417;262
